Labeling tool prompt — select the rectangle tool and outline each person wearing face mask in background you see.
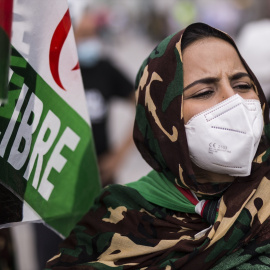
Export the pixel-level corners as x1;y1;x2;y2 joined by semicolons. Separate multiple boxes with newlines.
46;23;270;270
75;9;135;187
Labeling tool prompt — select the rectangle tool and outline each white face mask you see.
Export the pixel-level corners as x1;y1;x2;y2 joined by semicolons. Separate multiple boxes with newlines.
185;94;264;177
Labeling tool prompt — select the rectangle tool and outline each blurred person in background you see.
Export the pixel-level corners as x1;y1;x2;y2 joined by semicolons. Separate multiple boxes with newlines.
74;8;135;187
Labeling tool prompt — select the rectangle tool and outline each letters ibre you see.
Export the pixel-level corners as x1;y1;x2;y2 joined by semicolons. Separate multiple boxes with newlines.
0;84;81;200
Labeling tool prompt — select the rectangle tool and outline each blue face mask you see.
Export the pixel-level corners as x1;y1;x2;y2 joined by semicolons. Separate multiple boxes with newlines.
77;38;102;67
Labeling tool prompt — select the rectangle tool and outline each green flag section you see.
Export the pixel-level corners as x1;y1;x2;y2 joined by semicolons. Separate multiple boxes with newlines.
0;46;101;237
0;0;13;103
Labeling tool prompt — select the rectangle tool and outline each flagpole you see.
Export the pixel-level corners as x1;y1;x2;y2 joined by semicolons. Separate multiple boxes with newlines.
0;0;13;104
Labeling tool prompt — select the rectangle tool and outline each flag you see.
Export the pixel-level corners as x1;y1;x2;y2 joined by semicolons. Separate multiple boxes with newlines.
0;0;101;237
0;0;13;103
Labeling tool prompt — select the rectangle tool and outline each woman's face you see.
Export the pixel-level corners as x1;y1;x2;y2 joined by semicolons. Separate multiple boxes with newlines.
182;37;259;124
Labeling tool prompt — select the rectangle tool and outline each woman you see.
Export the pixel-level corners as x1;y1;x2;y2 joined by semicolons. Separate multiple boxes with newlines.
46;23;270;269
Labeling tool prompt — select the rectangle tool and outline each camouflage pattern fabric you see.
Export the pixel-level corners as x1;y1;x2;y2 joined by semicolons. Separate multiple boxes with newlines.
46;23;270;269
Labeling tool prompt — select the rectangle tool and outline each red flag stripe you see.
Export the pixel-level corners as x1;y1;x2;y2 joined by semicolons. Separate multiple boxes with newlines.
200;200;209;216
0;0;13;39
175;185;198;205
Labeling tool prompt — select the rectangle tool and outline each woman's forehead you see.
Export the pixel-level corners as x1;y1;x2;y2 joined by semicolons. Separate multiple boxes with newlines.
182;37;246;80
182;37;239;61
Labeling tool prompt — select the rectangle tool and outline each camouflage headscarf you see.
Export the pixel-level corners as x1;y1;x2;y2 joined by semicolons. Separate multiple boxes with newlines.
46;23;270;270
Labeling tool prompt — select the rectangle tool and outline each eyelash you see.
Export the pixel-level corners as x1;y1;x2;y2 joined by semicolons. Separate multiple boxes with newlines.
192;90;213;99
191;83;253;99
233;83;253;91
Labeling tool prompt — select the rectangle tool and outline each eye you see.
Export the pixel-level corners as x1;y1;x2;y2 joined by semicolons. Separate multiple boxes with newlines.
233;82;253;92
191;90;214;99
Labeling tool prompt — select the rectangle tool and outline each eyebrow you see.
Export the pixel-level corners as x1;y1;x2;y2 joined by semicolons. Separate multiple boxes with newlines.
229;72;251;81
183;72;252;92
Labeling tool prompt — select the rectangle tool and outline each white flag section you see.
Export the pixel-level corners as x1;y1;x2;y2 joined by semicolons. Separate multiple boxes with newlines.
0;0;101;237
